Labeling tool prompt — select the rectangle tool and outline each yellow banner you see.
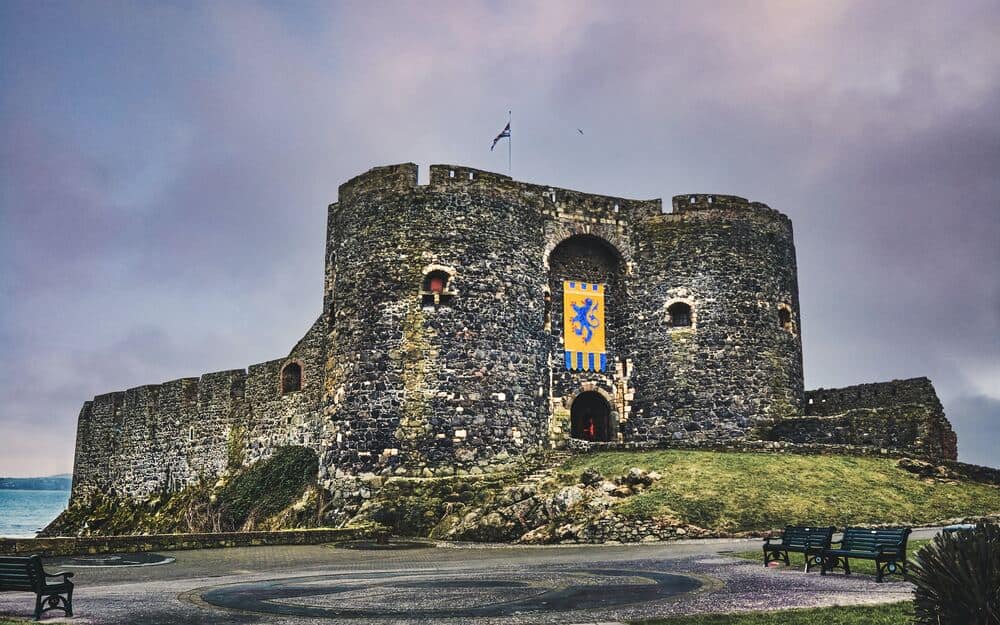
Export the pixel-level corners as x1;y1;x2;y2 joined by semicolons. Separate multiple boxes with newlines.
563;281;606;371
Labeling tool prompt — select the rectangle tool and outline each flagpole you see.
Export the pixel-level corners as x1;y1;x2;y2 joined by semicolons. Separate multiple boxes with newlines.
508;110;512;176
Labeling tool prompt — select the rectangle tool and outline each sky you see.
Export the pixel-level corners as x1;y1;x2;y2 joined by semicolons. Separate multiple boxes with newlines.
1;1;998;475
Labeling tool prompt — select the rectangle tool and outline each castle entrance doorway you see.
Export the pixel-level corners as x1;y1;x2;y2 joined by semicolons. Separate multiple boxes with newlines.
570;391;612;442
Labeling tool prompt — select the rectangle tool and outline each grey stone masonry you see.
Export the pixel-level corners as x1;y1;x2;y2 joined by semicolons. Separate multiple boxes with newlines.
769;377;958;460
66;163;959;508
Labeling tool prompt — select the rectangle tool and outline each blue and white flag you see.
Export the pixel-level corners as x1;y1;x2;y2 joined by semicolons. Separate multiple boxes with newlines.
490;122;510;151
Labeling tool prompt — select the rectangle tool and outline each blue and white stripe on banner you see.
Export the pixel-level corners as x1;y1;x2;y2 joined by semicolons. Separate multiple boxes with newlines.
563;349;607;372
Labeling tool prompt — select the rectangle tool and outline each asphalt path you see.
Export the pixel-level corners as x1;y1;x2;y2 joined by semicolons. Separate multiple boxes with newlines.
0;529;936;625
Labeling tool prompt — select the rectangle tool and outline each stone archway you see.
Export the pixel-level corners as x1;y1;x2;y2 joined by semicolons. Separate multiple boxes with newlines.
570;391;612;442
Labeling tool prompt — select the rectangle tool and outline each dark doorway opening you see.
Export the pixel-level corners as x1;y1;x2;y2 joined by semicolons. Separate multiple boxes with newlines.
570;391;612;442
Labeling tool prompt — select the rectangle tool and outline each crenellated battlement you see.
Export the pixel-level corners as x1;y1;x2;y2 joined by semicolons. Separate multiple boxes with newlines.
337;163;419;204
428;164;512;187
333;163;796;230
671;193;791;224
672;193;750;211
337;162;660;222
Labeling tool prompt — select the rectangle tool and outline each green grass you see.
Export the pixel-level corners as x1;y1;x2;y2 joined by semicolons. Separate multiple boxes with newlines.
632;601;914;624
727;539;929;577
558;450;1000;532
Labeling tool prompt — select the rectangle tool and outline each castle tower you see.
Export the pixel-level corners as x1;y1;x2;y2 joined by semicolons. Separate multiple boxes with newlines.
628;194;804;442
320;165;804;477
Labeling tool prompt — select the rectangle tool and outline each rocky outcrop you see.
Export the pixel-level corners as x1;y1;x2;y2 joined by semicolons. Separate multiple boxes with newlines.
438;467;713;544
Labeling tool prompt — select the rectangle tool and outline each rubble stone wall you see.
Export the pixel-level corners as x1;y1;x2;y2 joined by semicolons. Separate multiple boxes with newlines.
770;377;958;460
69;318;329;502
67;163;956;513
627;195;804;442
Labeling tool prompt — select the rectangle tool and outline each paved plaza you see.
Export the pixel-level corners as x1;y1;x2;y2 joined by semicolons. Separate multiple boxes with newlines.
0;532;929;624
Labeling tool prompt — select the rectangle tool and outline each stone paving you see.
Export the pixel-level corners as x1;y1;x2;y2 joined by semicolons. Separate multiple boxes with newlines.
0;532;927;625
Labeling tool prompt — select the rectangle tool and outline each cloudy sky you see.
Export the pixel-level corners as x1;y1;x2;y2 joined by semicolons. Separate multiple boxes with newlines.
1;1;998;475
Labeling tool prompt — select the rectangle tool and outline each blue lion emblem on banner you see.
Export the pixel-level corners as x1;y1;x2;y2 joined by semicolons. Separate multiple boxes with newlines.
571;298;601;343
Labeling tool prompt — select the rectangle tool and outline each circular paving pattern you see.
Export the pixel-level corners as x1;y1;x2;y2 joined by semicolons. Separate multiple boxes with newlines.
198;566;701;619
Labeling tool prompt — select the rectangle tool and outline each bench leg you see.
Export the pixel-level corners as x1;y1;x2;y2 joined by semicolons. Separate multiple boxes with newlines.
763;549;785;568
821;555;846;576
805;553;821;573
34;591;72;620
876;559;905;583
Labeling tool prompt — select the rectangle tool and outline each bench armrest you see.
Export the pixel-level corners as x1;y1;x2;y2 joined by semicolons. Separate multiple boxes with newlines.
44;571;74;579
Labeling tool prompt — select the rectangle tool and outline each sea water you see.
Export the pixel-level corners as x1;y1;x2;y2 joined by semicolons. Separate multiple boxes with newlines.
0;489;70;537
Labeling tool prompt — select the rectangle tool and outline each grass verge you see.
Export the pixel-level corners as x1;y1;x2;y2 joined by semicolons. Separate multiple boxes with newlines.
632;601;914;624
557;450;1000;532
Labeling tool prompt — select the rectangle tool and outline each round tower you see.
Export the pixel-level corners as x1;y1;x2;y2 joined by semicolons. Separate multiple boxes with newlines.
323;164;550;476
627;194;804;442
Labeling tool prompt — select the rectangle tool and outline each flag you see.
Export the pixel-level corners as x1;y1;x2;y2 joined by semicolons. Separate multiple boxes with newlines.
491;122;510;151
563;281;607;371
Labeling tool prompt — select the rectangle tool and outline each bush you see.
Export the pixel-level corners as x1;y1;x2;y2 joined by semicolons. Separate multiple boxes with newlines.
216;446;319;530
909;523;1000;625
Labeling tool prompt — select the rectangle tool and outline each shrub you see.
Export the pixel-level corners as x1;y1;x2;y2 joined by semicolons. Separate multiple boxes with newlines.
216;446;319;530
909;523;1000;625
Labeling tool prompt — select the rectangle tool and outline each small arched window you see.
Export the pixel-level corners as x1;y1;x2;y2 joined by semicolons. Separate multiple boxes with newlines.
424;270;448;294
281;362;302;394
667;302;693;328
421;269;454;307
777;304;795;334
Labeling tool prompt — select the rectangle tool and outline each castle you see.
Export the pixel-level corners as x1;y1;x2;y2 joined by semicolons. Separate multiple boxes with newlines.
68;163;958;506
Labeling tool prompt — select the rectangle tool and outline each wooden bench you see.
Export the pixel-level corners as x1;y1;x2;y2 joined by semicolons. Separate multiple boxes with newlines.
0;555;74;620
762;525;835;571
820;526;911;582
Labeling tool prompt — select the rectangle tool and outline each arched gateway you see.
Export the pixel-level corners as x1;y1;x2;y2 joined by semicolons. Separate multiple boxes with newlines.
570;391;612;442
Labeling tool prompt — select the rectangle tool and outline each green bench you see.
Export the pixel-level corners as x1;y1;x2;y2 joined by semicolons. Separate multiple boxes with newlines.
820;526;911;582
762;525;835;571
0;555;74;620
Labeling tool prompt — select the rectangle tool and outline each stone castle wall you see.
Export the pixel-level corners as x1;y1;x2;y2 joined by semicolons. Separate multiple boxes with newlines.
67;162;954;508
628;195;804;442
69;317;329;503
767;378;958;460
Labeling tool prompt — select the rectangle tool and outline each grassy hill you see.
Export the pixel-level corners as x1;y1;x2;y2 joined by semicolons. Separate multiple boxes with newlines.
554;450;1000;532
418;449;1000;542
